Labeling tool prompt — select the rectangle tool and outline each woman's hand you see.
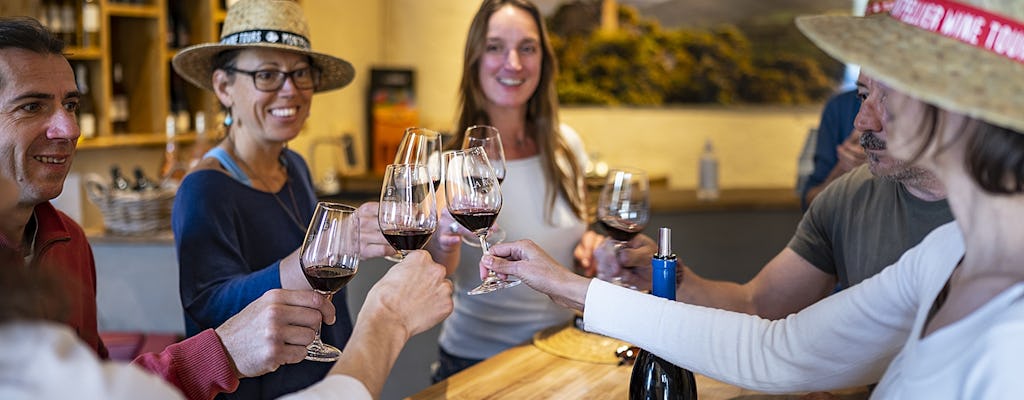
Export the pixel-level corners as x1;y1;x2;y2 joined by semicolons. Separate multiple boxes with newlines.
355;202;398;260
483;240;591;311
573;230;606;277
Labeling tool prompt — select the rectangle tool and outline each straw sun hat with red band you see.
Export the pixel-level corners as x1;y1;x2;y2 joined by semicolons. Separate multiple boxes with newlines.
172;0;354;93
797;0;1024;133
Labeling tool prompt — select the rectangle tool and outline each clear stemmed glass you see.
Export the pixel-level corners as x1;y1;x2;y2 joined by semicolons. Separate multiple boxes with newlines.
300;202;361;362
378;163;438;260
386;127;443;262
445;147;519;295
595;168;650;286
460;125;507;246
395;127;444;190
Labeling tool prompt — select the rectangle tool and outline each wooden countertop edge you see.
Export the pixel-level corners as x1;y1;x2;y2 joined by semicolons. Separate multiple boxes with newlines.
649;188;800;212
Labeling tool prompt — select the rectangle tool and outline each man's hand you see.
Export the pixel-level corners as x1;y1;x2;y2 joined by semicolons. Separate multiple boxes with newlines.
360;250;454;339
484;240;591;311
573;230;606;277
215;289;335;378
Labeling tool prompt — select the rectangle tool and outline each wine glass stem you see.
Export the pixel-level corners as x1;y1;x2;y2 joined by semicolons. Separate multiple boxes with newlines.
478;233;490;255
312;292;333;345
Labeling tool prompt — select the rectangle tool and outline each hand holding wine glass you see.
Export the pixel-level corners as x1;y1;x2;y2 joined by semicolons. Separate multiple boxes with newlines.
460;125;508;246
445;147;519;295
378;164;438;260
596;168;650;286
300;202;361;362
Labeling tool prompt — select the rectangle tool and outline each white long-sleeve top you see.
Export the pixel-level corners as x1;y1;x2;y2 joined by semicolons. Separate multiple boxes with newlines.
584;222;1024;398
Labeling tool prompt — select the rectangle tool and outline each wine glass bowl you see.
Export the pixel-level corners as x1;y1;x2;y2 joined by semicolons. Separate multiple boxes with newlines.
378;164;438;260
395;127;444;189
460;125;508;246
597;168;650;245
300;202;361;362
444;147;519;295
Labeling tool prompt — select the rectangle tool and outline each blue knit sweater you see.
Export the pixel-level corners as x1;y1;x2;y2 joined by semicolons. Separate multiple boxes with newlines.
172;149;353;399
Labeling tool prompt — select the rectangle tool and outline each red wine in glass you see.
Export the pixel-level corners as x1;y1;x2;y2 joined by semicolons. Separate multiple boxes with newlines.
303;264;357;293
450;209;499;233
598;217;644;242
382;228;435;253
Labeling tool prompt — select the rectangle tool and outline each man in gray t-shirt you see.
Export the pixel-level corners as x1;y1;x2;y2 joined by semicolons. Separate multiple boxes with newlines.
601;72;952;320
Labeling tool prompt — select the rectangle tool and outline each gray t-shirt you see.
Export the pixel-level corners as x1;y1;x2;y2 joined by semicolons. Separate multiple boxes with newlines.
787;165;953;288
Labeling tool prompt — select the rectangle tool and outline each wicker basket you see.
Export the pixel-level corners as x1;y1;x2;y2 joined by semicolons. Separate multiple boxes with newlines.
85;174;176;235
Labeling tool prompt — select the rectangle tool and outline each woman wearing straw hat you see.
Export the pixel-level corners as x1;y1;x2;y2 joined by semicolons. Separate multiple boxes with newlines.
481;0;1024;396
170;0;393;398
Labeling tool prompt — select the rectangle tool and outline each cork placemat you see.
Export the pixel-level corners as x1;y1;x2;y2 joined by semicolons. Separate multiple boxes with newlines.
532;322;633;365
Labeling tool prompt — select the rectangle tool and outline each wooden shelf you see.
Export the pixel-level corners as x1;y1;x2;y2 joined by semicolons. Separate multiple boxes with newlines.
66;46;104;60
78;132;198;150
106;3;162;18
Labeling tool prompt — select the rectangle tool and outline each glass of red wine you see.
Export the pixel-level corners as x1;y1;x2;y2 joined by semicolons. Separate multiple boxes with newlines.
596;168;649;286
300;202;361;362
460;125;507;246
378;163;438;260
444;147;519;295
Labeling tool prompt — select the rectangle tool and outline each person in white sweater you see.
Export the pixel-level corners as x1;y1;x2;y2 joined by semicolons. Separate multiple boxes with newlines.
482;0;1024;397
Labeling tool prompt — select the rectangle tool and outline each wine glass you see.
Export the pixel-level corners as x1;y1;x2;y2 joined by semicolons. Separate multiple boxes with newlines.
300;202;361;362
395;127;444;190
460;125;507;246
445;147;519;295
596;168;650;286
378;163;438;260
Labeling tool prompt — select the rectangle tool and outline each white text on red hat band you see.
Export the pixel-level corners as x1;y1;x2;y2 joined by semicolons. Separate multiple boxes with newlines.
892;0;1024;64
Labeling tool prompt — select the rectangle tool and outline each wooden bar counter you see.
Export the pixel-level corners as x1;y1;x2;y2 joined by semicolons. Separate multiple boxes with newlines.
407;341;865;399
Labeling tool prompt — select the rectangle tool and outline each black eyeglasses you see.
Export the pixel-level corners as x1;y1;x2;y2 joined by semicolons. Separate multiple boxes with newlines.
225;66;321;92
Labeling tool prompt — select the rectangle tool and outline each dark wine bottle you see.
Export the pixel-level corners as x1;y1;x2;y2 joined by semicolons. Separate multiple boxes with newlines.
132;167;158;191
628;227;698;400
110;165;132;191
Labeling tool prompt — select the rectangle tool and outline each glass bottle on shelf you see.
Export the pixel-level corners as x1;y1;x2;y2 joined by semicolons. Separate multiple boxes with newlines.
697;138;719;201
170;71;191;134
160;116;187;185
111;63;130;134
80;0;100;48
73;62;97;140
110;165;132;191
188;111;211;170
133;167;158;191
60;0;77;46
46;1;62;43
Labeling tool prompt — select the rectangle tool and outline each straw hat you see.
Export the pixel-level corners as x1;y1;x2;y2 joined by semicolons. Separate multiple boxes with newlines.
796;0;1024;133
172;0;354;93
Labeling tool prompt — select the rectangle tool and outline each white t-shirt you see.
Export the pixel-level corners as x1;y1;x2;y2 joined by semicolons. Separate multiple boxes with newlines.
439;124;589;359
585;222;1024;398
0;322;371;400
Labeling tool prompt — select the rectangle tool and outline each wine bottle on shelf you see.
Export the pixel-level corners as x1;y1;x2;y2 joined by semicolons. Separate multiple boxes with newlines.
60;0;77;46
628;227;698;400
697;138;719;201
111;63;130;134
80;0;100;48
110;165;132;191
73;62;97;139
160;115;187;185
170;71;191;134
132;167;158;191
46;0;62;42
188;111;211;169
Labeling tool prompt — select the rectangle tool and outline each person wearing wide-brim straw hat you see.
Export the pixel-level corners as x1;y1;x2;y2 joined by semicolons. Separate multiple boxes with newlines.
169;0;395;399
452;0;1024;398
